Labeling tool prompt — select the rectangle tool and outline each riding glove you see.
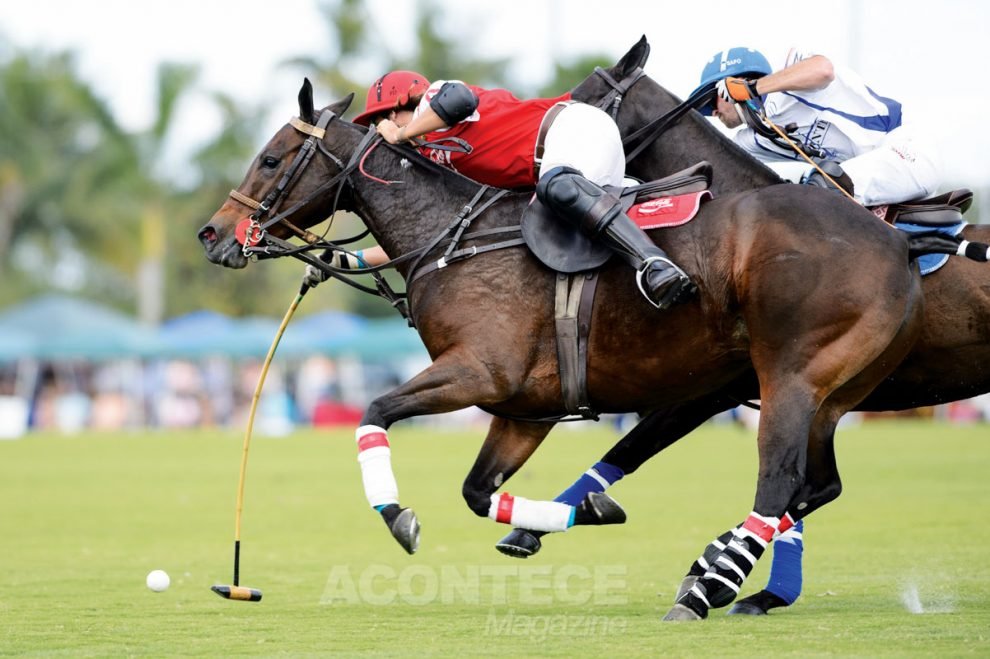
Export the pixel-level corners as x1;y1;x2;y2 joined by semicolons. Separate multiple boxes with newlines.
717;77;761;103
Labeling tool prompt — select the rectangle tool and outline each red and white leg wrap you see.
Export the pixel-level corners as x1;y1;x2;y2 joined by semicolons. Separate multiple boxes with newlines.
355;425;398;508
739;511;780;547
487;492;572;532
776;512;796;537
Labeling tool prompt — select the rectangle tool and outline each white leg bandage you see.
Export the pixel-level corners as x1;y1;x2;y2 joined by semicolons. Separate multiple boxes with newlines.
355;425;398;509
488;492;573;532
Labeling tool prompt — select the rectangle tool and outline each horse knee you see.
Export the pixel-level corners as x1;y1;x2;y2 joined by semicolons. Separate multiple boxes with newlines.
819;480;842;506
792;479;842;515
462;481;492;517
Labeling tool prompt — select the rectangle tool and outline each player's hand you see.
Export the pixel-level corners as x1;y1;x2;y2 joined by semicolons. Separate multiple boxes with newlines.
716;77;761;103
375;119;406;144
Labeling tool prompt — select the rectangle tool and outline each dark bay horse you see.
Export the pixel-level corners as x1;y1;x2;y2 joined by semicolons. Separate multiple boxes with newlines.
496;39;990;575
198;79;933;621
585;37;990;413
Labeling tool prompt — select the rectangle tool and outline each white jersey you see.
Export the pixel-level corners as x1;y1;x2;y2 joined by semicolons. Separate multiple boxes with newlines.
733;48;902;162
734;48;940;205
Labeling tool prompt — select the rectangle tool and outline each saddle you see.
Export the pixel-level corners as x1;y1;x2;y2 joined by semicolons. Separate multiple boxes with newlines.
521;161;713;273
878;188;973;226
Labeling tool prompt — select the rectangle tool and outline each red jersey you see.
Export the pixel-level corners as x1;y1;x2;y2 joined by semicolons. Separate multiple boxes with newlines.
415;82;572;190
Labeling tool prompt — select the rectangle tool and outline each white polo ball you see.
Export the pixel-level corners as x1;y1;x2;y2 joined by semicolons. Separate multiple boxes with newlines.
146;569;170;592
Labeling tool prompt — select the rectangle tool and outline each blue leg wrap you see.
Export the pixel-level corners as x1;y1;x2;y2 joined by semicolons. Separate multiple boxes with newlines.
554;461;624;506
765;519;804;604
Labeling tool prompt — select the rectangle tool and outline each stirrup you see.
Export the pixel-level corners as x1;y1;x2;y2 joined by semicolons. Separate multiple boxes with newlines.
636;256;690;310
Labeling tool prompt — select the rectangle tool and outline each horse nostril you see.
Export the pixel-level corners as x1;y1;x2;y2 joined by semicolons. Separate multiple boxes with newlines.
198;225;218;248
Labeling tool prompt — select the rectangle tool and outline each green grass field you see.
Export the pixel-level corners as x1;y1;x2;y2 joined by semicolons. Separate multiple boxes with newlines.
2;420;989;656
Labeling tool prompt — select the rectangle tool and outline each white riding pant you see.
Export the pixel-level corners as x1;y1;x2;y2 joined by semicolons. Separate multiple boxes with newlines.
539;103;625;187
839;125;942;206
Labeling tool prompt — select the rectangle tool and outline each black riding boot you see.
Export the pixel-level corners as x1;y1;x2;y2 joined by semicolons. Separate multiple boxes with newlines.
537;166;695;310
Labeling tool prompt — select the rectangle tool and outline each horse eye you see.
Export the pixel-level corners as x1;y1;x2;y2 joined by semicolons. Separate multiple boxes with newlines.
261;155;280;169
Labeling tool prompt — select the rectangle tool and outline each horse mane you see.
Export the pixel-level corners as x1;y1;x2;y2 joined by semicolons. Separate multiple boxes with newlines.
676;103;785;184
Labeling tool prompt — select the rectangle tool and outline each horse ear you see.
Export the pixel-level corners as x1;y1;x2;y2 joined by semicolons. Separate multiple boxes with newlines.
329;92;354;118
298;78;316;123
616;35;650;74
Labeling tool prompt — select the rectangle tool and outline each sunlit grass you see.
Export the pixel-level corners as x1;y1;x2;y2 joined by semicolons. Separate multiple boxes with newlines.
1;420;988;656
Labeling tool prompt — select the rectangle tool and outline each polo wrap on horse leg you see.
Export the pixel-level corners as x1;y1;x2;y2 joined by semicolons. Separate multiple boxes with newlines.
355;425;420;554
674;512;782;618
355;425;399;507
488;492;574;532
536;166;695;310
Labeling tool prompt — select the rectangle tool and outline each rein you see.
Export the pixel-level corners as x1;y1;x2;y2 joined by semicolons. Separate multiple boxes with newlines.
592;67;717;164
594;68;854;205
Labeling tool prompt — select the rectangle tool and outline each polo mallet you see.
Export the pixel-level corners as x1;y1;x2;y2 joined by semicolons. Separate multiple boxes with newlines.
212;283;310;602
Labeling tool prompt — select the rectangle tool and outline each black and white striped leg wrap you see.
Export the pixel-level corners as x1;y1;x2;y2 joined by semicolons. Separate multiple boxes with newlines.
677;513;778;616
685;530;734;578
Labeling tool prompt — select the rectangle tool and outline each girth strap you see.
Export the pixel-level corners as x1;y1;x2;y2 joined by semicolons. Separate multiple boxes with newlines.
554;272;600;419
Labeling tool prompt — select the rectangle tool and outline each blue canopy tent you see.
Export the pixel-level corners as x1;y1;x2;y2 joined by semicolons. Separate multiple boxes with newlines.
279;310;369;357
0;294;163;359
325;317;428;361
0;326;40;363
157;310;312;359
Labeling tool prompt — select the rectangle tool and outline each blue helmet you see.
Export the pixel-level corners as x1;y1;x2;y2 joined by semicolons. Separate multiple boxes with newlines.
692;47;772;115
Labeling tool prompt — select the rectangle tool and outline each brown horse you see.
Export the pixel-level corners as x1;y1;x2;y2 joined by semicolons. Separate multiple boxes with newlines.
497;39;990;580
198;80;932;621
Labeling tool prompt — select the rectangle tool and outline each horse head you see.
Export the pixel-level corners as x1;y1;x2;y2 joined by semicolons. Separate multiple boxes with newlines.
198;79;358;268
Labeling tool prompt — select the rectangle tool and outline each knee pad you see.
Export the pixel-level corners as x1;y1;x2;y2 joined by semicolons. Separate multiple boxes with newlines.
536;166;619;235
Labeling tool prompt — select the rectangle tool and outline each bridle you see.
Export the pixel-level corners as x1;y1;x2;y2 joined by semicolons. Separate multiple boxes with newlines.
224;109;403;301
227;109;364;258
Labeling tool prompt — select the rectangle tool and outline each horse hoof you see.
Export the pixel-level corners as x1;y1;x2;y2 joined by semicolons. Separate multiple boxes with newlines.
726;601;767;616
674;575;699;603
662;603;703;622
389;507;421;555
581;492;627;525
495;529;542;558
726;590;789;616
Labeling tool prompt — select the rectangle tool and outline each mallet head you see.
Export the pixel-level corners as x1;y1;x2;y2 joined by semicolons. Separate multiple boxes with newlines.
211;585;263;602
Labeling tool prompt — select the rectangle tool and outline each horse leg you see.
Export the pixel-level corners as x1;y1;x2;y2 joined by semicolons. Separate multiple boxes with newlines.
354;353;512;554
463;417;627;535
496;390;745;558
726;519;804;615
728;399;847;615
664;392;817;621
671;366;901;621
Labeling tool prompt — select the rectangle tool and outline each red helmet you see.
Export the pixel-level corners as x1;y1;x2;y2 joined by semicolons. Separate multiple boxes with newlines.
352;70;430;126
